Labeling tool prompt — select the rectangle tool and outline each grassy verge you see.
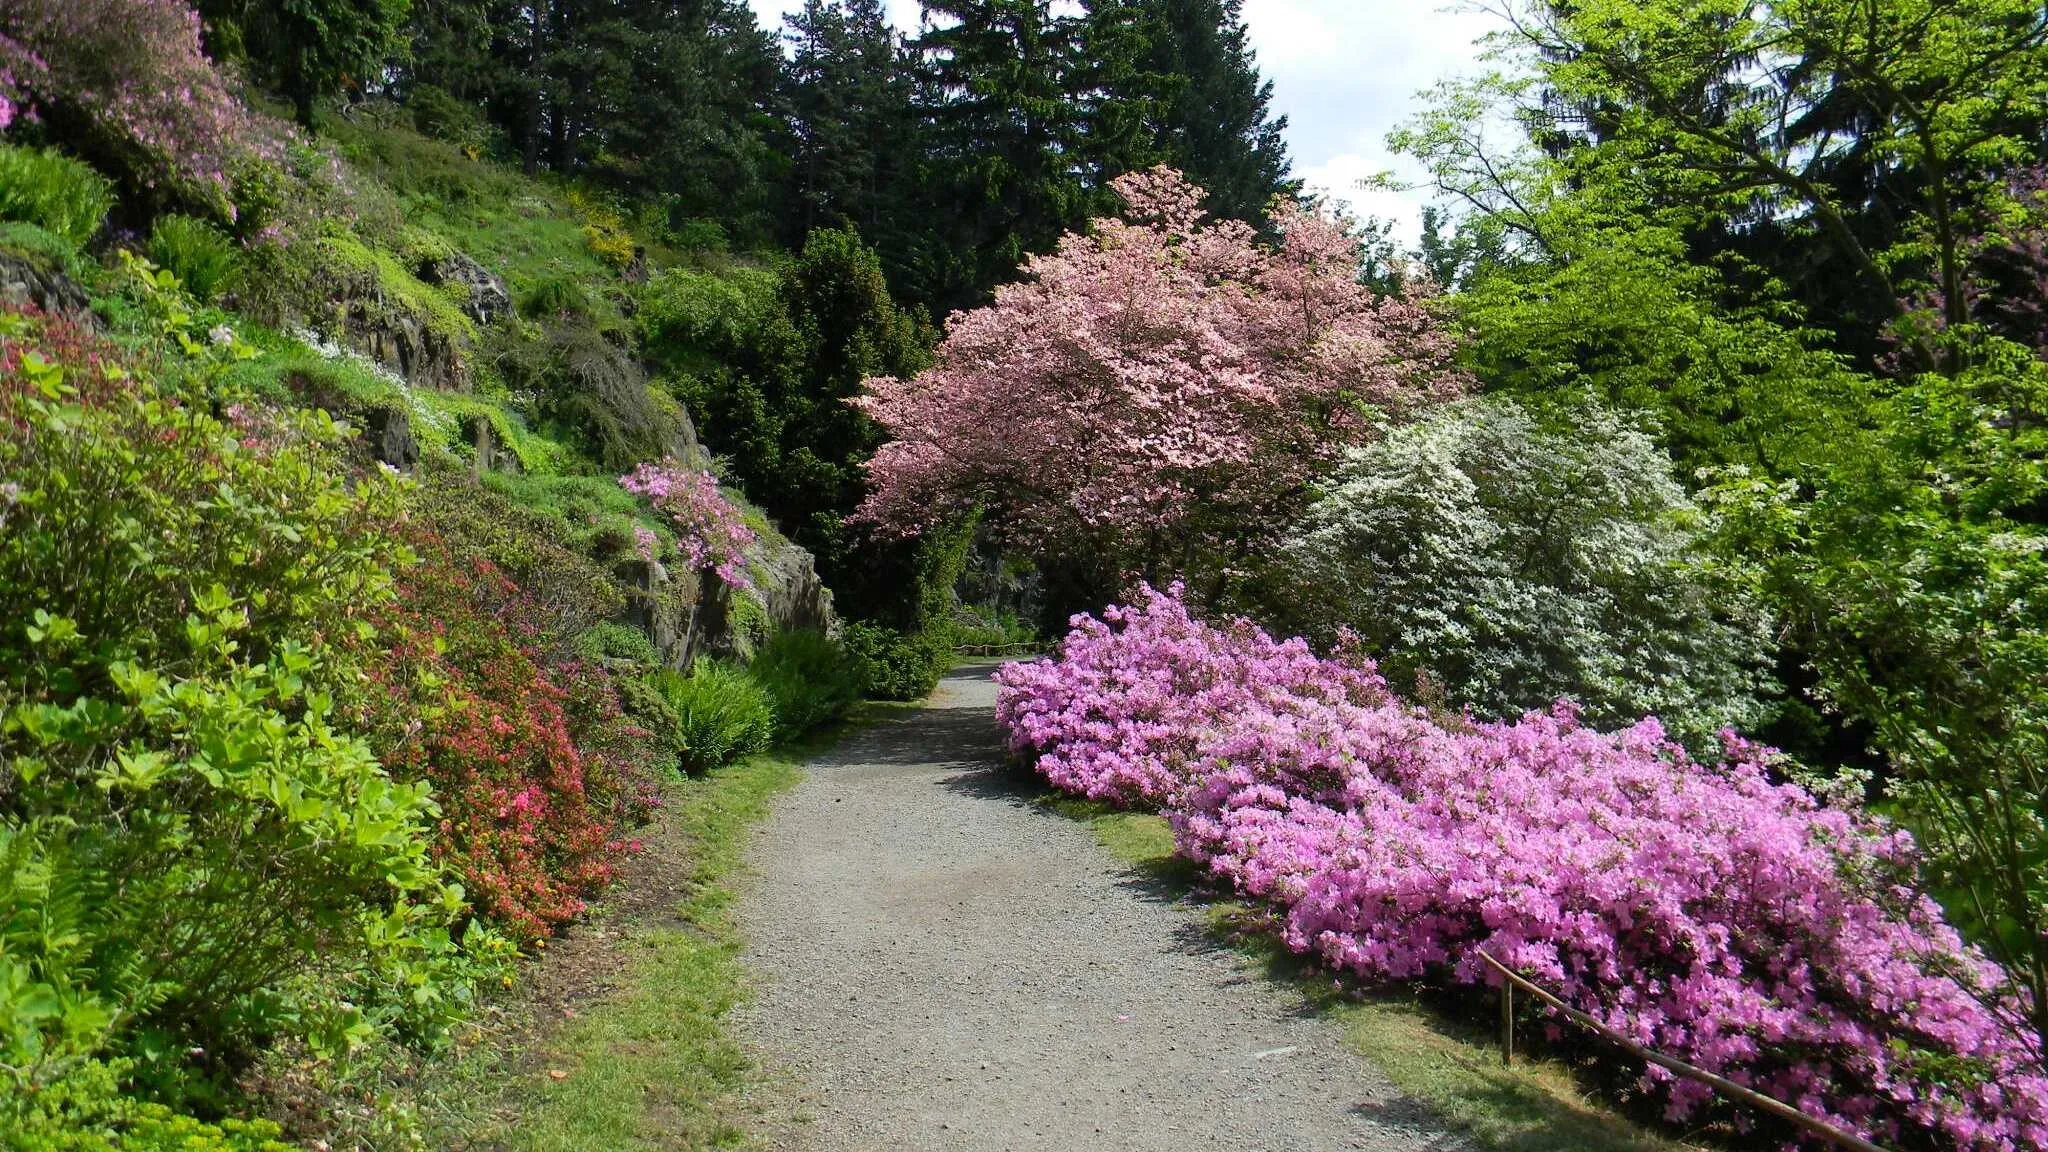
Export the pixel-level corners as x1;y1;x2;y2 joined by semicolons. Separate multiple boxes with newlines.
485;751;801;1152
287;745;806;1151
1044;797;1702;1152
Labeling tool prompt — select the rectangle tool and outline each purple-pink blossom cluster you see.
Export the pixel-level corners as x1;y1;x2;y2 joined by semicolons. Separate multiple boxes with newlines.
997;584;2047;1150
0;0;272;207
619;461;756;590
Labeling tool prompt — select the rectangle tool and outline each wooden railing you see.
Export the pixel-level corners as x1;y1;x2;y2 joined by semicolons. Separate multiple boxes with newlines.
952;641;1046;658
1474;950;1892;1152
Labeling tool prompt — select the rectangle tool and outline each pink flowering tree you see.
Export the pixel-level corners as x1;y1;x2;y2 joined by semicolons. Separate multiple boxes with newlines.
854;167;1466;599
620;461;756;590
999;585;2048;1150
0;0;271;211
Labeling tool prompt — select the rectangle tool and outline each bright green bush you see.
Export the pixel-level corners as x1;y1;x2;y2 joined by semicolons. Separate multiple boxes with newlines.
7;1061;297;1151
0;308;476;1117
650;663;776;774
749;629;862;740
0;145;113;248
146;214;238;302
576;621;663;667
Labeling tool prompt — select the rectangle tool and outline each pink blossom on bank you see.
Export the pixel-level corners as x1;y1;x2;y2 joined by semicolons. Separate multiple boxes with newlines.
619;461;755;589
997;584;2048;1150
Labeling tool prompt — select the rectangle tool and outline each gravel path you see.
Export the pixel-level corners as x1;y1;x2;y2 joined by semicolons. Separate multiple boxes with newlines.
734;663;1461;1152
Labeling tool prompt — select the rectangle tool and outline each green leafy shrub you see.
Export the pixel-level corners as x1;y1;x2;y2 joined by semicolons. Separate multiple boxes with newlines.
0;144;113;248
842;621;949;702
748;629;862;740
0;307;474;1113
518;274;592;321
650;663;776;774
146;214;237;302
577;621;662;667
5;1057;297;1150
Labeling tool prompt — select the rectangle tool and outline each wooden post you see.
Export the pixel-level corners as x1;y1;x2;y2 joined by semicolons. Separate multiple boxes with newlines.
1500;980;1513;1067
1472;950;1894;1152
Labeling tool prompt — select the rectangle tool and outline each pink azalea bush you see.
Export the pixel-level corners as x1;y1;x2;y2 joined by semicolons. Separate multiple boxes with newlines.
855;167;1465;579
619;461;757;589
997;585;2048;1150
0;0;270;208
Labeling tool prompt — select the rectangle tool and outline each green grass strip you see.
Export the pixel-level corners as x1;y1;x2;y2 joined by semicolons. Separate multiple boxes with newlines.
488;753;800;1152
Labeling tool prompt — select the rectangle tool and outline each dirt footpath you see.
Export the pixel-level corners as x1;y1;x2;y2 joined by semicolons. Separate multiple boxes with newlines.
734;663;1461;1152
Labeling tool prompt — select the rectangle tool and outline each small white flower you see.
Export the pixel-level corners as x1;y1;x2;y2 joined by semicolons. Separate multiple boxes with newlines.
208;323;235;348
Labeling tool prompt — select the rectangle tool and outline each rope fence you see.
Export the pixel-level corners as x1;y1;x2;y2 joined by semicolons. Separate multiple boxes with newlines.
1473;950;1892;1152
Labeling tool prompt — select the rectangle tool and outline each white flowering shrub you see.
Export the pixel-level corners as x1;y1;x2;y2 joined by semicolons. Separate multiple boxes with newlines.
1278;396;1769;747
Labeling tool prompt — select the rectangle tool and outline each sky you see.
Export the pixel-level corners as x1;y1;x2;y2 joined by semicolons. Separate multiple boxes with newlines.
743;0;1498;244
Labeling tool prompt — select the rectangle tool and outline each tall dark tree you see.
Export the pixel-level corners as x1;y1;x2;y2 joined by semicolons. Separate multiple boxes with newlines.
777;0;928;286
913;0;1089;308
1103;0;1294;225
197;0;413;127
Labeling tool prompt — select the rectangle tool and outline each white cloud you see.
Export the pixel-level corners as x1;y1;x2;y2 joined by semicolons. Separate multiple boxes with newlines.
1242;0;1499;244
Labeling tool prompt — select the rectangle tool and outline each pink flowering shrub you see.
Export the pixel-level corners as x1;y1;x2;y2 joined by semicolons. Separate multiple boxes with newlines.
997;585;2048;1150
619;461;757;589
855;167;1465;583
0;0;271;209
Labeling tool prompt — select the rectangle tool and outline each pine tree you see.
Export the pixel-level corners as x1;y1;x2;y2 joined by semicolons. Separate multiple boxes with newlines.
1112;0;1294;224
778;0;926;283
913;0;1089;307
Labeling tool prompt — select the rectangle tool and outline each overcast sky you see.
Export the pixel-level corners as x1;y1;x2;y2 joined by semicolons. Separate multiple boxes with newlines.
744;0;1498;243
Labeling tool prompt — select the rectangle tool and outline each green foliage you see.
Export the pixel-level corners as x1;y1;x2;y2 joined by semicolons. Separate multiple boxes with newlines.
952;606;1037;650
0;223;87;281
0;310;476;1119
841;621;946;702
146;215;237;303
196;0;414;128
1704;336;2048;1046
0;145;114;249
748;629;862;740
648;663;776;775
4;1058;297;1150
576;622;663;667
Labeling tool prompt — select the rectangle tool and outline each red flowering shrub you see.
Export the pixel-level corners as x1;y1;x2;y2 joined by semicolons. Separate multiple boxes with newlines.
350;516;658;945
0;306;137;431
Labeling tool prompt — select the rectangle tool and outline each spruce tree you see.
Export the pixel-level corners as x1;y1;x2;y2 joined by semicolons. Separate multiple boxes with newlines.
1110;0;1294;224
779;0;926;285
913;0;1089;307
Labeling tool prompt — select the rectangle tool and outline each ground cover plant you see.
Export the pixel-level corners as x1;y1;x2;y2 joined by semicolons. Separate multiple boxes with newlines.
998;585;2048;1151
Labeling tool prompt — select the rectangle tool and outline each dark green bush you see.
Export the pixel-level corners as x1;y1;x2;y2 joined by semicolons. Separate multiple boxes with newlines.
576;621;662;666
749;629;863;740
649;662;776;774
0;145;113;248
146;215;238;302
842;621;949;702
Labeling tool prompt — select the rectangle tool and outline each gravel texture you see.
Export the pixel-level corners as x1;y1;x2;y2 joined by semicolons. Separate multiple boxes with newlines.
735;663;1462;1152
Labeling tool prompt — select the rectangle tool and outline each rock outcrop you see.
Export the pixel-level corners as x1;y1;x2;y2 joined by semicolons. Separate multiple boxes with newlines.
426;252;512;328
0;251;93;320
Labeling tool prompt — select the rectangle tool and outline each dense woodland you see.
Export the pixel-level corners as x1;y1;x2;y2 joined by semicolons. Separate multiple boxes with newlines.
1;0;2047;1148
